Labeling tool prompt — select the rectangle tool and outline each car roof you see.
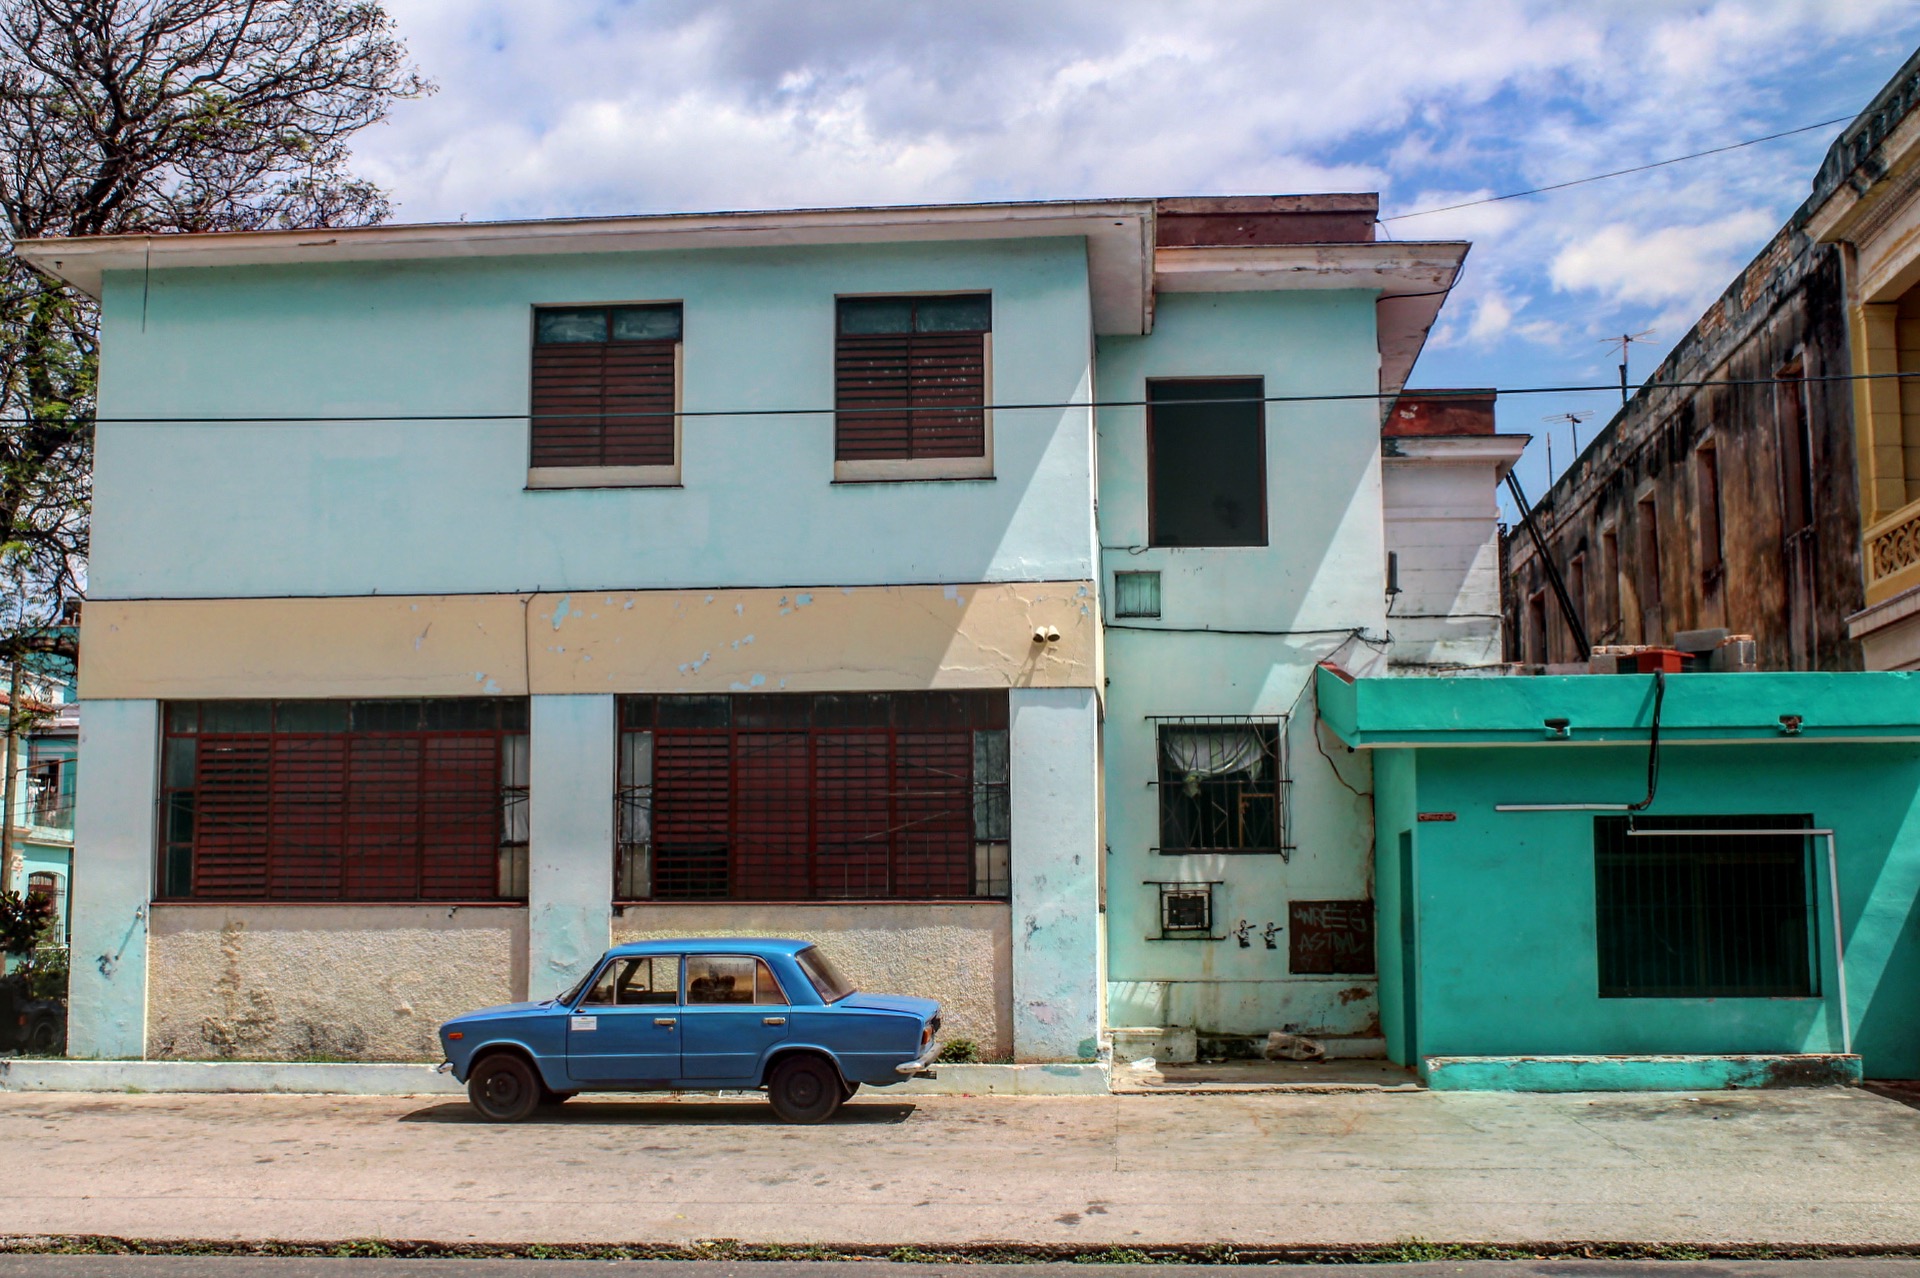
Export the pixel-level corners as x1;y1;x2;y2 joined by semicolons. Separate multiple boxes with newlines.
605;937;814;959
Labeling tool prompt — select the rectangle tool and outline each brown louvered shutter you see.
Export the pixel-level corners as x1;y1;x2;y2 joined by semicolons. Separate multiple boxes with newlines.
193;736;272;898
531;340;676;468
652;733;732;898
836;331;985;461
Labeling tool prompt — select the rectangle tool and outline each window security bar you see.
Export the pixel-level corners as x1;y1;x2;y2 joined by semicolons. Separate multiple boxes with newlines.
1625;826;1846;1056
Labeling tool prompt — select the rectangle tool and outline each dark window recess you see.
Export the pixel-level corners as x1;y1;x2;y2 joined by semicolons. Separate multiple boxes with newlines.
1289;899;1375;974
1153;718;1288;855
1594;815;1817;998
616;691;1010;902
835;294;990;462
1696;444;1724;577
531;304;681;469
1148;379;1267;547
159;700;529;902
1777;368;1815;534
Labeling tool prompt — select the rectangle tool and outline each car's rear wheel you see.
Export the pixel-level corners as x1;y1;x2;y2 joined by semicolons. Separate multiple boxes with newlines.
468;1054;540;1123
24;1017;60;1055
768;1054;845;1124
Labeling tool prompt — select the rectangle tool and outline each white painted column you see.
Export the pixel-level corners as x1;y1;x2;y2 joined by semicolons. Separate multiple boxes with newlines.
1008;686;1103;1061
67;699;159;1059
527;694;616;999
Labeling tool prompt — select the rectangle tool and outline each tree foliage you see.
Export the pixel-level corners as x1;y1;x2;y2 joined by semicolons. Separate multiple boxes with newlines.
0;0;431;633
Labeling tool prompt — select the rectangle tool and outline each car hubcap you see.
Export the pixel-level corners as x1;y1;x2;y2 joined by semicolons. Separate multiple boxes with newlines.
790;1073;822;1106
485;1074;522;1109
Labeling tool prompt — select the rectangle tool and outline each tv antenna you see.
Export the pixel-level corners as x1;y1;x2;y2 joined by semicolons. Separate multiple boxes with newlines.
1542;410;1592;466
1602;330;1657;407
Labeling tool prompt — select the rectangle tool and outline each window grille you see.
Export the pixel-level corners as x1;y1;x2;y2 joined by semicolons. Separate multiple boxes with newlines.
158;699;529;902
1594;815;1817;998
1149;715;1289;857
835;294;990;462
617;691;1010;902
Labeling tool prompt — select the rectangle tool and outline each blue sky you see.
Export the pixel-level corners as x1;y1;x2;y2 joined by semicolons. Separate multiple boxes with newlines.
357;0;1920;512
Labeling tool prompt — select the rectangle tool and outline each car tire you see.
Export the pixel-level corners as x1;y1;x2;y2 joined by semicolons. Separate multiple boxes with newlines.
467;1054;540;1123
768;1054;846;1124
25;1018;60;1056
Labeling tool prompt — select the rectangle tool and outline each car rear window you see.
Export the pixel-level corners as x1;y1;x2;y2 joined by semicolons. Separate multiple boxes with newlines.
796;945;855;1003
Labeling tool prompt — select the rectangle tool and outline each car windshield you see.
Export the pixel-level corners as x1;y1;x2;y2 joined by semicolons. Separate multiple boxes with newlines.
555;965;599;1006
796;945;856;1003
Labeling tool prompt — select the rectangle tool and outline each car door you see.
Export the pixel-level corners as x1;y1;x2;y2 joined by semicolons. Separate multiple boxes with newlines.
565;954;683;1086
678;954;791;1082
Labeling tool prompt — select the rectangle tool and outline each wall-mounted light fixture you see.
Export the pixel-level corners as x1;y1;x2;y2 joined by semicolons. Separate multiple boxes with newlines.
1032;625;1061;644
1779;714;1803;736
1543;717;1572;740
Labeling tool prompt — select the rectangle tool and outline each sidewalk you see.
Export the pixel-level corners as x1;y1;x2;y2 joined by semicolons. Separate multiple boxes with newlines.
3;1086;1919;1248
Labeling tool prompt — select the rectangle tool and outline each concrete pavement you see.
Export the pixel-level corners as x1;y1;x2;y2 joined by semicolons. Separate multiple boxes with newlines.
4;1087;1920;1247
7;1267;1920;1278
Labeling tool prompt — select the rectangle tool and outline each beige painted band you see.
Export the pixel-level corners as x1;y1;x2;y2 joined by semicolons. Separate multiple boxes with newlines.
80;581;1098;700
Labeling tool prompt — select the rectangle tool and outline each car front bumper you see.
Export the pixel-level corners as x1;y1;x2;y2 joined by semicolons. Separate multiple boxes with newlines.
896;1039;942;1076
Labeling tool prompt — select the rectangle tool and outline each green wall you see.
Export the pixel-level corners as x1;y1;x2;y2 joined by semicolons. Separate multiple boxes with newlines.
1381;740;1920;1077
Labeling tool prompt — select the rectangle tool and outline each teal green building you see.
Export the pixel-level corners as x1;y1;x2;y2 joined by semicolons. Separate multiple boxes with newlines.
1319;665;1920;1088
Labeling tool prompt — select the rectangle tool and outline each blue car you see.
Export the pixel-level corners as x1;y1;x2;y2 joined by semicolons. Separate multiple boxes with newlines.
438;938;942;1123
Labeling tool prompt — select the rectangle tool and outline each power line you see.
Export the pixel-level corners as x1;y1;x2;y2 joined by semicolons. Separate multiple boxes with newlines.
3;368;1917;429
1380;113;1857;223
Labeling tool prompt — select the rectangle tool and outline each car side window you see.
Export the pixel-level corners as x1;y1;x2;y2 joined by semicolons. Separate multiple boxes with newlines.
686;955;788;1006
580;956;680;1007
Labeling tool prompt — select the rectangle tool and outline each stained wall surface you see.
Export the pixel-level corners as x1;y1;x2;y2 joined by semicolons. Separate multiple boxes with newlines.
146;906;529;1062
89;239;1098;601
1095;290;1388;1038
611;902;1013;1059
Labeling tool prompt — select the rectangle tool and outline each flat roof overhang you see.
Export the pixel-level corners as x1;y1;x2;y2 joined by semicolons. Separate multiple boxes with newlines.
14;198;1160;334
1316;664;1920;748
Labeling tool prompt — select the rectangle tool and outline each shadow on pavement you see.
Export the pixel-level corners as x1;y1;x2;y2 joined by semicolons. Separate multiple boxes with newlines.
399;1099;917;1126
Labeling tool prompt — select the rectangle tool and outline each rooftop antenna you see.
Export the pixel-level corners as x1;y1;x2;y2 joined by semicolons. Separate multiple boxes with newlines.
1602;331;1657;408
1542;410;1592;465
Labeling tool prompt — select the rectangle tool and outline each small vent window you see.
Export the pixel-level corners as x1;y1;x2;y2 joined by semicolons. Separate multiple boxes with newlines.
1113;571;1161;619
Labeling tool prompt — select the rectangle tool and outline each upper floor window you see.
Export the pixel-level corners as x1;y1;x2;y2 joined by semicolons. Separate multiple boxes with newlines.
835;293;992;482
158;699;529;903
1147;378;1267;547
530;304;682;488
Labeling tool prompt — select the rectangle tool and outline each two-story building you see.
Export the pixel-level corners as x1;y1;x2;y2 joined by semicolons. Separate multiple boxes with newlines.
23;194;1484;1065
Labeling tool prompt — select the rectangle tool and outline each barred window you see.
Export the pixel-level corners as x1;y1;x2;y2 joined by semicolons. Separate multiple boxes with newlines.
159;700;529;902
1154;718;1287;854
617;691;1009;901
1595;815;1817;998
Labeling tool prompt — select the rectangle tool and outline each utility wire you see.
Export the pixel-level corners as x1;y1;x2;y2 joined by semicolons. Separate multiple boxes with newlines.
1380;114;1856;222
6;368;1920;429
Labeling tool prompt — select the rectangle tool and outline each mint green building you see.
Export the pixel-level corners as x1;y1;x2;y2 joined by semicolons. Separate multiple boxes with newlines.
1319;665;1920;1087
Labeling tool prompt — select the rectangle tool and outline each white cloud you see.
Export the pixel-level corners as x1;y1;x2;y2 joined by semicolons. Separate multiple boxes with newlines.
1547;211;1778;307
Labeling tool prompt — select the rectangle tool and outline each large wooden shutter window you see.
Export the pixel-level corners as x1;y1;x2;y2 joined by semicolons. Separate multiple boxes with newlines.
836;294;990;462
531;305;681;469
617;691;1010;902
159;700;529;902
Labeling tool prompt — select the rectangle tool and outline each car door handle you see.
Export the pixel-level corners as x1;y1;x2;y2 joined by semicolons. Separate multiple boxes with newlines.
655;1018;677;1028
763;1016;787;1026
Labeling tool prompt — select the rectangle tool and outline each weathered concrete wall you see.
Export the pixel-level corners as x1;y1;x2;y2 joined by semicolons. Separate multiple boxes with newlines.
1096;290;1386;1041
90;239;1097;602
1382;440;1519;671
67;699;159;1059
528;695;614;996
611;902;1012;1059
1423;1053;1863;1092
146;906;529;1061
80;582;1098;700
1505;229;1863;671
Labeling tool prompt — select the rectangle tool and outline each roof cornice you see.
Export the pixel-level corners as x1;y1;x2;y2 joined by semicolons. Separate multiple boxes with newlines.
15;198;1159;334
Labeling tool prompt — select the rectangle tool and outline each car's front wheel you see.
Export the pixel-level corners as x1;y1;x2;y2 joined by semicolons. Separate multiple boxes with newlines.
468;1054;540;1123
768;1054;846;1124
